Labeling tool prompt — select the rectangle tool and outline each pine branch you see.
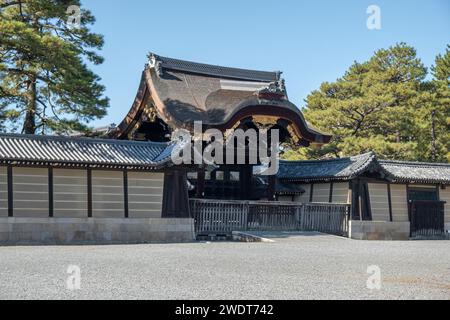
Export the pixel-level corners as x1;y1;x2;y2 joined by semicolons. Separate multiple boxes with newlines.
0;1;20;9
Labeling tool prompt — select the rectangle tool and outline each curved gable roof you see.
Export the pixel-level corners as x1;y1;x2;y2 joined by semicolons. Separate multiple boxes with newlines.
111;53;332;145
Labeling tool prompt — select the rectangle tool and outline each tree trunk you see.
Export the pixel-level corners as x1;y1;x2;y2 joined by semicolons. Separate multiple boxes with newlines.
23;76;37;134
431;109;437;162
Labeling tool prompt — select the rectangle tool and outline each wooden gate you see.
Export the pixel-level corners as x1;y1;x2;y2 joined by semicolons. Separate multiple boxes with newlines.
410;200;445;238
190;199;351;237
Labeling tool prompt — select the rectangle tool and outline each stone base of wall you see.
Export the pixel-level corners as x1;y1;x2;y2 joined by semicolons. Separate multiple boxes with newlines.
349;221;410;241
0;218;195;245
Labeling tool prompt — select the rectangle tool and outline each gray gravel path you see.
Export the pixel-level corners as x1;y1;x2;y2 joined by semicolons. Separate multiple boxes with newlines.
0;233;449;300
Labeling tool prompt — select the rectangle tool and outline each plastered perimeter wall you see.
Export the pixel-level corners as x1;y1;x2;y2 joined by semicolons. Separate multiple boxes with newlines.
368;183;390;222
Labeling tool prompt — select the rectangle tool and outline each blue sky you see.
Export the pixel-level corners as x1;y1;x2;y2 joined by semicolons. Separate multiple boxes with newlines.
82;0;450;127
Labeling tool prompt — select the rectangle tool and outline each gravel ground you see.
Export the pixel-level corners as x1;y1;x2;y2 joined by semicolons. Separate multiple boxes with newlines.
0;232;449;300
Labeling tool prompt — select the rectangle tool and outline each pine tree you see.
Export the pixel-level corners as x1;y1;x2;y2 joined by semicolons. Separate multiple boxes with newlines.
433;45;450;85
285;43;449;162
0;0;109;134
427;45;450;162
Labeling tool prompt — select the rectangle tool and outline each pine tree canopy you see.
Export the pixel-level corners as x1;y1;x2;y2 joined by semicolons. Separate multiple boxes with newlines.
0;0;109;134
284;43;450;163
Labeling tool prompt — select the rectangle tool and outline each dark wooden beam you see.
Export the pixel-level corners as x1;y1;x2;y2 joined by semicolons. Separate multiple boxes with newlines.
196;170;205;198
48;167;54;218
242;165;253;200
87;169;92;218
0;160;165;171
348;181;353;220
268;175;276;201
357;179;363;221
329;182;334;203
7;165;13;217
363;182;373;221
309;183;314;203
406;183;411;222
123;170;129;218
387;183;393;222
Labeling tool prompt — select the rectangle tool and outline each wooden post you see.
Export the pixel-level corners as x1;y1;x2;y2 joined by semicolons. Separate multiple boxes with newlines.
243;202;249;231
7;165;13;217
87;169;92;218
241;165;252;200
329;182;334;203
123;170;129;218
387;183;393;222
358;185;363;221
48;167;54;218
196;170;205;198
268;175;276;201
406;183;411;222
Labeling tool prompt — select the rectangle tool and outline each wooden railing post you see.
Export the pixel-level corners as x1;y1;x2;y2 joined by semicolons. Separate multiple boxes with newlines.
243;202;249;231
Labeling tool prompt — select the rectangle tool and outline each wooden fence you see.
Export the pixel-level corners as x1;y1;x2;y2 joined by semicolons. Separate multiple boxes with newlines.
190;199;351;237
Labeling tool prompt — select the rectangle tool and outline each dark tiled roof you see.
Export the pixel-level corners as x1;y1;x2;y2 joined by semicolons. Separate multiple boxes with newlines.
278;152;450;184
278;152;377;181
380;160;450;184
146;59;290;129
151;53;281;82
0;134;173;169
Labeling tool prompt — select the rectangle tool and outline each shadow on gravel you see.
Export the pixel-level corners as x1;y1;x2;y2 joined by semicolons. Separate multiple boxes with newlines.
242;231;326;239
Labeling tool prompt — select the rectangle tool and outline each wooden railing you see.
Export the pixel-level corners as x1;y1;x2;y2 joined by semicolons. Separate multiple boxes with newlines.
190;199;351;237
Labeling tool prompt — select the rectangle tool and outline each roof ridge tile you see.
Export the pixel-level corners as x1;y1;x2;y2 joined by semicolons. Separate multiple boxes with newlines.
149;52;281;82
0;133;169;147
380;159;450;168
